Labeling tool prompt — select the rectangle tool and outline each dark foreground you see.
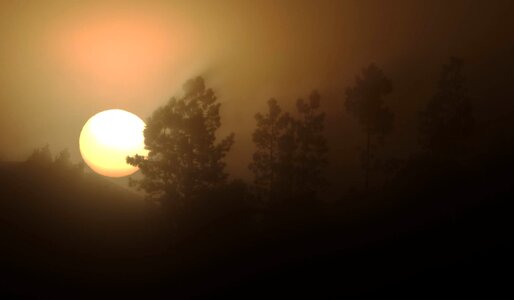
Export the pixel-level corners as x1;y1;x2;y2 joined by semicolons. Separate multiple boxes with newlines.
1;146;513;297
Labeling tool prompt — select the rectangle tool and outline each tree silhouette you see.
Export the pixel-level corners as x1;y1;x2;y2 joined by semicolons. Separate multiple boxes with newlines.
53;149;84;176
26;145;53;167
249;98;293;202
293;91;328;200
127;77;234;214
24;146;83;179
419;57;474;157
345;64;394;190
53;149;72;168
250;92;328;204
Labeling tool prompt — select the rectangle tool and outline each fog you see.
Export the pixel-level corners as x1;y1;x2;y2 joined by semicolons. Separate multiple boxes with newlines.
2;1;514;296
1;0;513;181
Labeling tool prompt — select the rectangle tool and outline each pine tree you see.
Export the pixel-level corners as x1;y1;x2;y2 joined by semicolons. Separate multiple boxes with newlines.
26;145;53;168
294;91;328;200
248;99;292;202
127;77;234;212
250;92;328;203
419;57;474;157
345;64;394;190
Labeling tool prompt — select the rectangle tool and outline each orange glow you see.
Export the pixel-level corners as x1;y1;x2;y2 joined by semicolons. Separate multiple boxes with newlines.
51;10;187;89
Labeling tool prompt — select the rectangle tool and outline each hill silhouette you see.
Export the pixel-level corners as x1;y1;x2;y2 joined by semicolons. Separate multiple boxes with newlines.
1;77;513;297
1;116;513;297
0;160;167;296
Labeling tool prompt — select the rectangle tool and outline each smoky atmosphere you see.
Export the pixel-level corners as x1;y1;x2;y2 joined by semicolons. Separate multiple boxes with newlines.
1;0;513;297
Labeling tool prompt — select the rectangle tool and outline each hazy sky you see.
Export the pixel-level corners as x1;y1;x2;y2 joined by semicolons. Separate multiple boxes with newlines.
1;0;513;179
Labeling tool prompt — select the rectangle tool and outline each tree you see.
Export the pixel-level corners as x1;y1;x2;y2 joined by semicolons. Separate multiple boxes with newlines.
250;92;328;204
249;99;292;202
419;57;474;157
53;149;71;168
53;149;84;176
25;146;83;178
127;77;234;214
345;64;394;190
26;145;53;167
294;91;328;200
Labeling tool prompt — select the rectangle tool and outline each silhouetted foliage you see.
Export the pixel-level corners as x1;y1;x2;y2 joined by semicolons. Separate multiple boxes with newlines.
249;98;293;202
2;68;514;297
293;91;328;200
419;57;475;157
25;146;84;177
126;77;235;218
53;149;71;166
3;4;514;296
26;145;53;167
345;64;394;190
250;92;328;205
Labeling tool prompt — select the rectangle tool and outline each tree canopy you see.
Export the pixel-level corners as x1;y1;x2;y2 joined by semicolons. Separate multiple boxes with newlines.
345;64;394;189
249;92;327;204
249;98;292;202
419;57;474;157
127;77;234;211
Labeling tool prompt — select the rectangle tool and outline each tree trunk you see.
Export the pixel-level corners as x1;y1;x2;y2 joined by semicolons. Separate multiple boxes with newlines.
269;120;275;202
365;129;370;192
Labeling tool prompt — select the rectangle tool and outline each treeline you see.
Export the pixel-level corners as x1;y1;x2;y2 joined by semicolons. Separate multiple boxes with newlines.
4;57;513;296
122;56;477;232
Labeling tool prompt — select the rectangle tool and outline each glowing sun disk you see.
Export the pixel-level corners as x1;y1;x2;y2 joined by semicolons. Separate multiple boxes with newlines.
79;109;147;177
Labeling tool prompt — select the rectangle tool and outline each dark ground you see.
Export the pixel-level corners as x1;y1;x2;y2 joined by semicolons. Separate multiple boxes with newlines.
1;139;513;298
1;112;513;298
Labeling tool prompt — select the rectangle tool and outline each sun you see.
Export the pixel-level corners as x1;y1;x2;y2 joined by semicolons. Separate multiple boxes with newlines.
79;109;147;177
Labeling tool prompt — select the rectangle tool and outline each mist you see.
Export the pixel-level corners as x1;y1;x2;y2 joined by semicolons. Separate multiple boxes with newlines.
1;0;514;297
1;1;512;178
